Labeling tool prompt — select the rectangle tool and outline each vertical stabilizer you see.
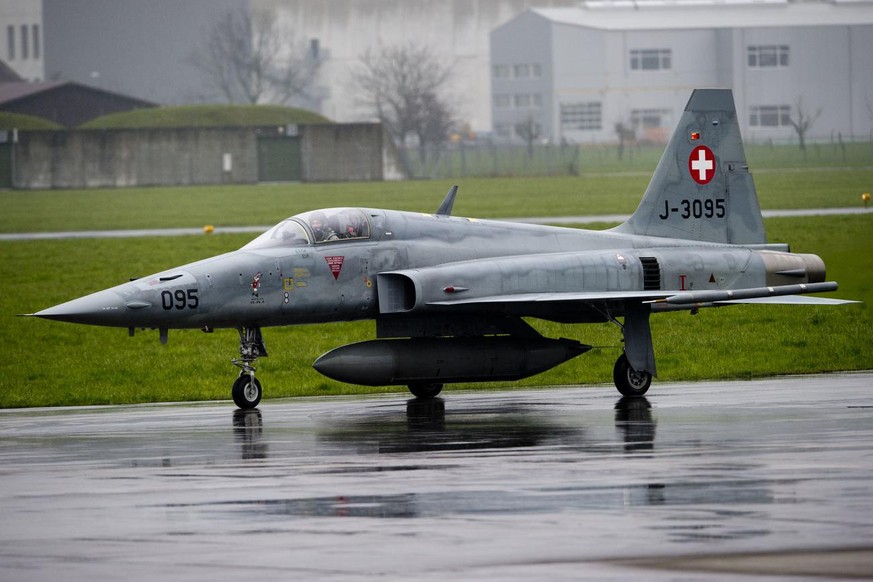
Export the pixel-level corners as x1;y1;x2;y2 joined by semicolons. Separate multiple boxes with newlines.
613;89;766;244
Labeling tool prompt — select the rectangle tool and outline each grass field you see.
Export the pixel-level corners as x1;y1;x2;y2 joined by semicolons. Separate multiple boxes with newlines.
1;169;871;408
2;169;872;234
409;141;873;179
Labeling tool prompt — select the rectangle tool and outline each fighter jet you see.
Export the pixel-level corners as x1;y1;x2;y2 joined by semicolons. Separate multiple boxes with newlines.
30;89;855;409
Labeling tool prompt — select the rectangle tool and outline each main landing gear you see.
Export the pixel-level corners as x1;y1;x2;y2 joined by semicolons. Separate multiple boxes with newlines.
613;353;652;397
232;327;266;409
607;303;655;397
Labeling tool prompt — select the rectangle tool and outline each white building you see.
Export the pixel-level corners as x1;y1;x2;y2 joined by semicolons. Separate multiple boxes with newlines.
491;0;873;144
0;0;43;81
259;0;579;131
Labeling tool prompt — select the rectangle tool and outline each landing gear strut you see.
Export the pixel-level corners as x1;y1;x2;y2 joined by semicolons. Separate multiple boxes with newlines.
606;302;656;397
232;327;267;409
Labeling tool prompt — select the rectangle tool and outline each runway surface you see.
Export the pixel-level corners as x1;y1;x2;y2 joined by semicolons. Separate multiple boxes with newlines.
2;373;872;581
1;207;870;240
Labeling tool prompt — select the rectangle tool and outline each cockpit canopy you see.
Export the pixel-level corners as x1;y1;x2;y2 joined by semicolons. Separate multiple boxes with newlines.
242;208;371;250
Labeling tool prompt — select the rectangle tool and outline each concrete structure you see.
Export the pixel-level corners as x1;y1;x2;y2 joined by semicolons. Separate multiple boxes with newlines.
0;0;43;81
256;0;579;132
491;0;873;144
301;123;406;182
7;124;404;189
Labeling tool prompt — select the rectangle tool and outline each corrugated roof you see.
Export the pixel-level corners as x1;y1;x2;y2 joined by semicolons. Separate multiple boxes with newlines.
530;0;873;30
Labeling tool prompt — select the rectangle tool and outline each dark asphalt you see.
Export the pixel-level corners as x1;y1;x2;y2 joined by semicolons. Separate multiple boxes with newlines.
1;373;872;580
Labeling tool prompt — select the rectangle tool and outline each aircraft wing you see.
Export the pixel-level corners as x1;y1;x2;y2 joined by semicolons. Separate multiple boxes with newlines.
644;282;857;306
426;282;855;310
714;296;859;305
428;290;675;307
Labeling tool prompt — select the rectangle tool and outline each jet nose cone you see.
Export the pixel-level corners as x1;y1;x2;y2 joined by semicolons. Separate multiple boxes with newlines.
34;288;129;326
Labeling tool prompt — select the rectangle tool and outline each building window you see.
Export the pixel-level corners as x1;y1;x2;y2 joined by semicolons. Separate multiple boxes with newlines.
513;94;541;108
492;64;510;79
20;24;28;59
513;63;531;78
749;105;791;127
493;94;511;108
7;25;14;60
494;124;513;138
514;120;542;139
748;45;789;68
32;24;40;59
630;49;671;71
531;63;542;77
560;102;602;131
631;109;670;129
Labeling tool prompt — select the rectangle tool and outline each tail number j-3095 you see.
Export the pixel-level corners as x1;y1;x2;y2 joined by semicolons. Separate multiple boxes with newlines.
161;289;200;310
659;199;726;220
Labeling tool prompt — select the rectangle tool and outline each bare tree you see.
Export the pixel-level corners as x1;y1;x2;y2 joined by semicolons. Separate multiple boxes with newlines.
352;43;454;162
788;96;822;156
515;115;541;160
191;8;319;105
614;120;636;161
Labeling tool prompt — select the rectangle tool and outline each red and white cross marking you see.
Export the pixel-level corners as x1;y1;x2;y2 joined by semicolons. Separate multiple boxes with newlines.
688;145;716;185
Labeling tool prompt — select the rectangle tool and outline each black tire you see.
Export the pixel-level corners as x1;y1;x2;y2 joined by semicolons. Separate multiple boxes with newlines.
613;353;652;397
232;374;262;409
408;382;444;399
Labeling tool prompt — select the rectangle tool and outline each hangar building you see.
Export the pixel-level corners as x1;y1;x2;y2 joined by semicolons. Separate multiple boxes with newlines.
491;0;873;144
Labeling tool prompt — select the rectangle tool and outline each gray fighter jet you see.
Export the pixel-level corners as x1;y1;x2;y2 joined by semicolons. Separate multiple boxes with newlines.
30;89;855;409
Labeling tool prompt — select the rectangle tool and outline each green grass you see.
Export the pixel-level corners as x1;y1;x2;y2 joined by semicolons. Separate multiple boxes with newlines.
78;104;330;129
1;210;870;408
412;141;873;179
3;167;872;234
2;168;871;407
0;112;63;130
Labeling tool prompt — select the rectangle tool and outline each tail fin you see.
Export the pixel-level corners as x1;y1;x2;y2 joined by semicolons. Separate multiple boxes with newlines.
613;89;766;245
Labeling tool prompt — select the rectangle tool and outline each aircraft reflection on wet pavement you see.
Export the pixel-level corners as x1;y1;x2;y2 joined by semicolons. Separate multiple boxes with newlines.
218;396;770;529
231;397;660;460
4;377;870;581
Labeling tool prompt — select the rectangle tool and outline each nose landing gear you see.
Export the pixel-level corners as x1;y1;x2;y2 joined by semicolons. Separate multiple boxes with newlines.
232;327;267;409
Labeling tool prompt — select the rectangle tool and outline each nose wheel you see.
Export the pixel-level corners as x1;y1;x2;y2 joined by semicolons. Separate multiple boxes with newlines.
232;373;262;409
231;327;267;409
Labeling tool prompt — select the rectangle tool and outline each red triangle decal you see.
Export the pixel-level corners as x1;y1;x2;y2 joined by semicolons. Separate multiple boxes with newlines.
325;256;344;280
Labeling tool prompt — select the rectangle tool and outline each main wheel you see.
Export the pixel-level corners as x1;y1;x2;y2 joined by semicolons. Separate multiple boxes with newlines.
408;382;443;399
613;353;652;397
232;374;262;409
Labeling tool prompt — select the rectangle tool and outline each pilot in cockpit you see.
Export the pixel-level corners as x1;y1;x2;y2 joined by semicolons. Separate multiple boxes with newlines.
309;212;338;242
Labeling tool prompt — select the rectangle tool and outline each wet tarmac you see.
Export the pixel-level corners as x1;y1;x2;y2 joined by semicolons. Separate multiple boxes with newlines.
2;373;872;581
